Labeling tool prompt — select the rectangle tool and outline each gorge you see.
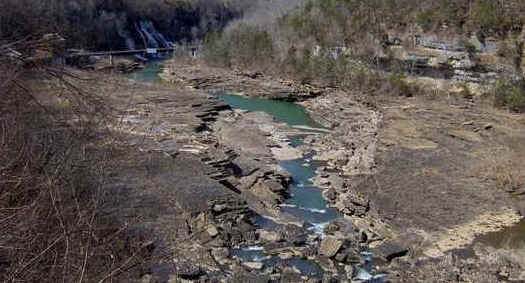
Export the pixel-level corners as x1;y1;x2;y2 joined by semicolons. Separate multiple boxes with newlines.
2;0;525;282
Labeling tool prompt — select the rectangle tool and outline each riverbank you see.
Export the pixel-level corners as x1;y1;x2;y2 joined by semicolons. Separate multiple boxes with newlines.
160;59;525;281
99;64;386;282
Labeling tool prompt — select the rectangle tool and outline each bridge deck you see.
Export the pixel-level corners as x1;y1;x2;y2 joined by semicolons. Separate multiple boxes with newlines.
67;47;179;57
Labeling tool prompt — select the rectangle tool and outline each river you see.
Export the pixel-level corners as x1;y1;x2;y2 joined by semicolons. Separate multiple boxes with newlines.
130;61;384;281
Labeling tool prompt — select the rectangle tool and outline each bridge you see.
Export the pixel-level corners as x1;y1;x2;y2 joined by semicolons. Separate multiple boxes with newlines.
67;46;199;58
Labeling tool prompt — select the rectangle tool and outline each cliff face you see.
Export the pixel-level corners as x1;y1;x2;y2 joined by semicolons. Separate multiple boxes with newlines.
379;33;519;84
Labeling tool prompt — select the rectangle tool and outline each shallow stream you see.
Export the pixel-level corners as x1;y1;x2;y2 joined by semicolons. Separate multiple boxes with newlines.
215;91;340;227
127;61;162;83
130;63;380;280
215;92;347;278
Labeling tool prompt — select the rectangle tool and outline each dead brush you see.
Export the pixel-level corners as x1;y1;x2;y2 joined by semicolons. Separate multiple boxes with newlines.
477;147;525;196
0;38;153;282
489;160;525;195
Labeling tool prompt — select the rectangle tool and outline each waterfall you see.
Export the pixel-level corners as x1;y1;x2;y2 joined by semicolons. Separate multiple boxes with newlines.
137;21;159;49
142;21;170;48
134;22;148;49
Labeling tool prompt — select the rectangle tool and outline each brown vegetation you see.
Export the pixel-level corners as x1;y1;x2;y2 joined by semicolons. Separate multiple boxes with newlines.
0;39;151;282
203;0;525;110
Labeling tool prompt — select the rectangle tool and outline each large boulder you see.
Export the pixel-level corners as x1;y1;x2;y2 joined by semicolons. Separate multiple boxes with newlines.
174;261;201;280
243;261;264;270
279;224;307;244
318;236;344;257
372;239;410;261
259;230;283;242
336;191;370;217
211;248;230;265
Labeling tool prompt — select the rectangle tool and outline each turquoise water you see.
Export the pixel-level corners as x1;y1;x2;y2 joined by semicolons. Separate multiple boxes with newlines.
288;135;306;147
129;67;342;278
280;157;340;226
216;91;340;226
216;90;340;229
127;61;162;83
216;91;323;128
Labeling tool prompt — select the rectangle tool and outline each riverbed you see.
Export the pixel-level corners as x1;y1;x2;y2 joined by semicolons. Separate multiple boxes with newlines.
127;61;379;281
128;57;525;282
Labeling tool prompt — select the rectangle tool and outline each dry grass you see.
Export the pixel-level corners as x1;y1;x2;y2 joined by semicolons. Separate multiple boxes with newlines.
0;39;153;282
482;148;525;195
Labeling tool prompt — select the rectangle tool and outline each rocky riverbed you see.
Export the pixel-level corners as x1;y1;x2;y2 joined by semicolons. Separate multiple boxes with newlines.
157;59;525;281
103;63;389;282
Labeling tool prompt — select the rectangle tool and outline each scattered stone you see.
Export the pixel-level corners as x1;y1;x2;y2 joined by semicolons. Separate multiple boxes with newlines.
462;121;474;126
175;261;201;280
372;240;410;261
266;180;286;193
334;251;347;262
344;265;355;278
325;222;340;233
448;129;482;142
324;188;337;201
193;213;211;231
338;192;369;216
243;261;264;270
259;230;283;242
213;204;227;212
207;225;219;237
141;274;152;283
483;123;493;130
318;257;337;273
270;273;281;281
280;225;307;245
233;273;271;283
279;252;294;260
302;246;317;259
168;275;193;283
211;248;230;265
319;236;344;257
281;267;303;282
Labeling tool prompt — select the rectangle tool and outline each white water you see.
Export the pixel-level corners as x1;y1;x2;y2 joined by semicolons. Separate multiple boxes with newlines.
137;21;159;49
242;246;264;251
307;222;330;235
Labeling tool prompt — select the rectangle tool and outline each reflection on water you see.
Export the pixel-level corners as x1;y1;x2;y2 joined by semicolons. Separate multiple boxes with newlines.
288;135;306;148
475;218;525;250
216;91;324;128
127;61;162;83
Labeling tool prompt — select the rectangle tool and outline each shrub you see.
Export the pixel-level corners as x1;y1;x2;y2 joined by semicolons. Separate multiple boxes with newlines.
467;0;508;33
492;79;525;112
460;39;477;56
459;84;474;99
0;38;151;282
386;72;417;97
203;23;275;69
415;10;436;31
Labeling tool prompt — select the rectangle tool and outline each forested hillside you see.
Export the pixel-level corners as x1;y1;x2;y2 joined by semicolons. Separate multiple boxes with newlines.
0;0;252;49
204;0;525;111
